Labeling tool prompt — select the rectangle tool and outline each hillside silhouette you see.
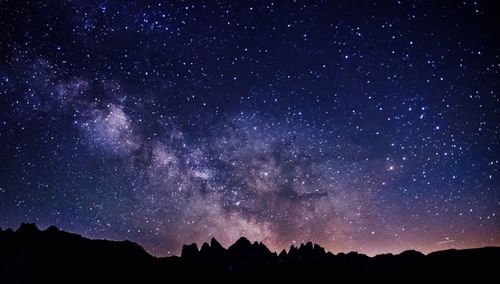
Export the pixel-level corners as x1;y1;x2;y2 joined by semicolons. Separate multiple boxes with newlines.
1;223;499;282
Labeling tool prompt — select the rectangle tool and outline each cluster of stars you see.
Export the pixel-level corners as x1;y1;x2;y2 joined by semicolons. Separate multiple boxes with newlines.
0;1;499;256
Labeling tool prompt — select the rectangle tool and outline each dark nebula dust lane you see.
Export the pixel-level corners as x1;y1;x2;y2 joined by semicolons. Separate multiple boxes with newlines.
0;1;499;256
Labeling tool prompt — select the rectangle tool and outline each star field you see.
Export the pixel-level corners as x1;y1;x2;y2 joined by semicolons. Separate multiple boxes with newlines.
0;0;499;256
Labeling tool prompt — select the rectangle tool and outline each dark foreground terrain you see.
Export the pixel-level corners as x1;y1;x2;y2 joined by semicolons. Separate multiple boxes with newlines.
1;223;499;282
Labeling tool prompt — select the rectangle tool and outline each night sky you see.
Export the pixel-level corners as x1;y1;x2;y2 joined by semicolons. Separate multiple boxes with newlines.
0;0;499;256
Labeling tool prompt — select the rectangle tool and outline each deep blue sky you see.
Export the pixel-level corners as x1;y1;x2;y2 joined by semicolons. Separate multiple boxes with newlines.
0;0;499;256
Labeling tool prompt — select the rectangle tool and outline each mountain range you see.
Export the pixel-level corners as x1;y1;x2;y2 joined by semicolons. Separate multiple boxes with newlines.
1;223;498;282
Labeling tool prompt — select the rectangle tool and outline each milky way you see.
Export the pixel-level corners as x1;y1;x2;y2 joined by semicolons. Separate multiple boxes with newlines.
0;1;499;256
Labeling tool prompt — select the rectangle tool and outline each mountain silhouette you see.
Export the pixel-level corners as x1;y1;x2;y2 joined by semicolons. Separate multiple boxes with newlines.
1;224;499;282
